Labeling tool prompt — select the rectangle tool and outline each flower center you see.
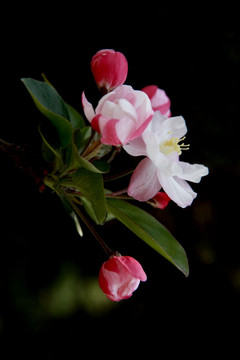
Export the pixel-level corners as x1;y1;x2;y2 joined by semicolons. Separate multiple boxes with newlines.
160;136;190;155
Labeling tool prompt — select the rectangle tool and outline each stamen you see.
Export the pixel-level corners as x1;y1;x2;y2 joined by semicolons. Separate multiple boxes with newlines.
178;136;190;154
160;136;190;155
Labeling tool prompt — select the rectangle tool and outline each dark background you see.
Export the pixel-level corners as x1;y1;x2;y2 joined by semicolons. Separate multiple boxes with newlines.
1;5;239;357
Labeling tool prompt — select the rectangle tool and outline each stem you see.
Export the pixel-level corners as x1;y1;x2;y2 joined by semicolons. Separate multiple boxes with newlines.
104;169;134;182
107;146;122;163
105;194;134;201
106;188;128;196
84;142;102;161
67;196;114;257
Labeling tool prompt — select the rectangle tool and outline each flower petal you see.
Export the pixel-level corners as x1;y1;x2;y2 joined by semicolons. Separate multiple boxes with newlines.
128;158;161;201
177;162;209;183
113;98;137;121
81;91;95;122
123;136;147;157
157;172;197;208
147;111;167;134
100;119;121;145
156;116;187;144
117;256;147;281
117;277;140;300
115;116;135;144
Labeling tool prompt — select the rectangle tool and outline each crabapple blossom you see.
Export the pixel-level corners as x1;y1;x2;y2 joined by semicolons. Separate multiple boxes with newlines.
99;255;147;302
82;85;154;146
124;111;209;208
142;85;171;117
91;49;128;92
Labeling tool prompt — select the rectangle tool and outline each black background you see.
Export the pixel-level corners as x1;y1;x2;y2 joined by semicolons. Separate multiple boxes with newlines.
1;4;240;357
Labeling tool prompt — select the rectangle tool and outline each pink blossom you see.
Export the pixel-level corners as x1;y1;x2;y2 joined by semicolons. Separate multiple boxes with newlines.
82;85;154;146
91;49;128;92
142;85;171;117
99;255;147;302
124;111;209;208
152;192;171;209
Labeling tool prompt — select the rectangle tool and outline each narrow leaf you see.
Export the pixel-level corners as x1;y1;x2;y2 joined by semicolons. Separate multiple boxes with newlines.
60;196;83;237
73;168;107;224
106;198;189;276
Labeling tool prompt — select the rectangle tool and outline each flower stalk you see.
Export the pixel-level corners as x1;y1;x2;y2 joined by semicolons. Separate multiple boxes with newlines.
68;196;114;257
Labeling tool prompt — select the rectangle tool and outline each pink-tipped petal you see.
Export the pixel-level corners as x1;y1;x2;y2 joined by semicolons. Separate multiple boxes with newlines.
99;256;147;302
142;85;171;116
100;119;121;145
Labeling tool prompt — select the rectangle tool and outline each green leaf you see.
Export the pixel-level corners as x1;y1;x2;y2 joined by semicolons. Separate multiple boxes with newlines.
41;73;85;129
21;78;73;147
60;196;83;237
75;127;92;154
106;198;189;276
39;126;63;167
72;168;107;224
80;196;99;224
66;104;85;129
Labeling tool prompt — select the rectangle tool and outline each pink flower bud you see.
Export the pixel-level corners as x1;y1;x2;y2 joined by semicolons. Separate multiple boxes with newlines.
91;49;128;92
99;255;147;302
82;85;154;146
152;192;171;209
142;85;171;117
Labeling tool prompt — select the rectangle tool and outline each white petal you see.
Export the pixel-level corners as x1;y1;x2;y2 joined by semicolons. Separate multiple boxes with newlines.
157;172;197;208
81;92;95;122
143;130;161;164
100;100;116;118
95;89;118;113
114;98;138;121
157;116;187;143
123;136;147;157
148;111;166;134
177;162;209;183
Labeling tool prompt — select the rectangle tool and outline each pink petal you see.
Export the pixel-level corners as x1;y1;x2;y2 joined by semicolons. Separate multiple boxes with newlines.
129;114;153;140
100;119;122;145
91;114;101;133
115;116;135;144
117;256;147;282
142;85;171;115
128;157;161;201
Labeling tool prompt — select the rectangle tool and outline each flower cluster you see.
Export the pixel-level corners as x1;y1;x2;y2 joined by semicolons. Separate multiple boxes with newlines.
21;49;208;302
84;49;208;209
